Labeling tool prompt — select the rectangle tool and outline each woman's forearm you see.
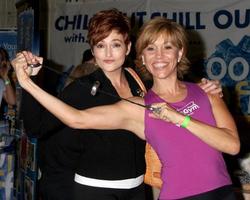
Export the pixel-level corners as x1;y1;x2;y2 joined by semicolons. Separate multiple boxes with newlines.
184;117;240;155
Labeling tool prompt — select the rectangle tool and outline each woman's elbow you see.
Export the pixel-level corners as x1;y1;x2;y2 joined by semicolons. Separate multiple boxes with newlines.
66;117;88;129
61;110;87;129
67;121;84;129
229;140;240;155
63;110;94;130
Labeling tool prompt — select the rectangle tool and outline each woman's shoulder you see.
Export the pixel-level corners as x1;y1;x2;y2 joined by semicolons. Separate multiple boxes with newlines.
184;81;199;88
184;81;206;93
183;81;209;102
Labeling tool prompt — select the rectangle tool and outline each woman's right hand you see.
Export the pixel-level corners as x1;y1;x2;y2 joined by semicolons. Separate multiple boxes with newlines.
11;51;43;88
21;51;43;76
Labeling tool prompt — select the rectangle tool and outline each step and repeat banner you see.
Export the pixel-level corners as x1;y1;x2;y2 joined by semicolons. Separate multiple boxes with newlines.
48;0;250;122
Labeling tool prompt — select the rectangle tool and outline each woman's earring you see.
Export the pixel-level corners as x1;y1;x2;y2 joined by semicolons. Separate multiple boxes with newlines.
142;56;145;66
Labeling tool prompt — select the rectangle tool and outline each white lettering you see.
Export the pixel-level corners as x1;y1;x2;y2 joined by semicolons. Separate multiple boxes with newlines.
228;57;249;81
206;57;227;80
206;57;249;81
178;101;200;115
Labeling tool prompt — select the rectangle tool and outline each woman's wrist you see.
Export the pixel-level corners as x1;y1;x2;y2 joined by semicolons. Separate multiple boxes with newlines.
22;77;35;91
180;115;191;128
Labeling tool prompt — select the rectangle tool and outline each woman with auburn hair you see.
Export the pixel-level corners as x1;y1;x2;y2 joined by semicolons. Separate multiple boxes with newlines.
71;9;148;199
20;8;147;200
13;16;229;199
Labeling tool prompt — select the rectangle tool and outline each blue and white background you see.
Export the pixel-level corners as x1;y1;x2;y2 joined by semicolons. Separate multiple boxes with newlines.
47;0;250;121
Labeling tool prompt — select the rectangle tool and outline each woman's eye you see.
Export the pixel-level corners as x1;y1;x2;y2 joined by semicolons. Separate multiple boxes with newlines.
112;43;122;48
164;45;172;50
96;44;104;48
145;46;155;51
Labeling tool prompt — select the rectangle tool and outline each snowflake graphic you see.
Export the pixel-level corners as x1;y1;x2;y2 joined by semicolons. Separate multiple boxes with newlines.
205;35;250;115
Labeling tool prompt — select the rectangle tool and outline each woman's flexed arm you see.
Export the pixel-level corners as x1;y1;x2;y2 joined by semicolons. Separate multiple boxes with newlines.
11;51;144;138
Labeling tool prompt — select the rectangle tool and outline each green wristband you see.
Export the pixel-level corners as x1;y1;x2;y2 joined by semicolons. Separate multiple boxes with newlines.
181;115;191;128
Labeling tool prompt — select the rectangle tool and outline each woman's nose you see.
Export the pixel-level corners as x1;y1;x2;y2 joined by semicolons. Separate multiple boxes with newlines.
105;46;112;57
156;49;163;58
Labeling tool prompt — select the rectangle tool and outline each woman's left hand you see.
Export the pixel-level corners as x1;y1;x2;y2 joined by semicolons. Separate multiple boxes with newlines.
198;78;223;97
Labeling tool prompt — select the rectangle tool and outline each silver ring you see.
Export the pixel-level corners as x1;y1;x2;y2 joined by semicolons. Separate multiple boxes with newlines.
28;63;42;68
152;107;162;115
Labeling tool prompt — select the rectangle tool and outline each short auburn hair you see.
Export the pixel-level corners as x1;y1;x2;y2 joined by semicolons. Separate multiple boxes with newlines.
88;8;131;48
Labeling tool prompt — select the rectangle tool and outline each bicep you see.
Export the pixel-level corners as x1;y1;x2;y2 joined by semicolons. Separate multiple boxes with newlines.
209;94;238;136
79;101;129;130
75;99;144;139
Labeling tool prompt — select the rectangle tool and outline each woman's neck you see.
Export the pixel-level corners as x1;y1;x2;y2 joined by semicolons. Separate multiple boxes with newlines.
103;68;125;86
152;78;187;103
103;68;132;98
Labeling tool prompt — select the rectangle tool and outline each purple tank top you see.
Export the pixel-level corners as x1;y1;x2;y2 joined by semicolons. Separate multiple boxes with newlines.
144;82;231;199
